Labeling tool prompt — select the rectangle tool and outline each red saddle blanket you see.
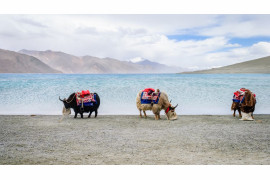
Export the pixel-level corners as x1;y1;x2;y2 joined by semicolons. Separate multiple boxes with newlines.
141;91;159;101
141;88;160;104
76;90;96;106
233;88;256;102
233;88;245;100
143;88;155;94
141;88;159;101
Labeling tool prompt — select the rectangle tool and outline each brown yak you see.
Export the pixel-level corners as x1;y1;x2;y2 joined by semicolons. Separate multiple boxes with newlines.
231;88;246;118
136;89;178;120
239;89;256;120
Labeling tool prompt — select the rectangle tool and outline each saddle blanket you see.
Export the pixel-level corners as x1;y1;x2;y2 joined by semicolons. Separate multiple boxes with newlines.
232;88;256;103
76;91;96;106
141;91;160;104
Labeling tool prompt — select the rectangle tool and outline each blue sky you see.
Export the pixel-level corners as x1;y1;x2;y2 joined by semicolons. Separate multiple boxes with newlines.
229;37;270;47
0;14;270;70
167;35;209;42
168;35;270;47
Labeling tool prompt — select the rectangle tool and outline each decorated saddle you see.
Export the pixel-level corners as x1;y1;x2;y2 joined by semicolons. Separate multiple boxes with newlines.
140;88;160;104
76;90;97;107
232;88;256;103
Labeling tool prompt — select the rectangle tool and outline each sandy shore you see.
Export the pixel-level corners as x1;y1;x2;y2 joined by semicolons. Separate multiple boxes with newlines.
0;114;269;165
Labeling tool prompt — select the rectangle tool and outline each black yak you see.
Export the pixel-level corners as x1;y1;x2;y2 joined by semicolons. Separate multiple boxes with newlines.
59;92;100;118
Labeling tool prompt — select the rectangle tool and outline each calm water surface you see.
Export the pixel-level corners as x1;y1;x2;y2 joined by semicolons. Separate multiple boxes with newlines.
0;74;269;115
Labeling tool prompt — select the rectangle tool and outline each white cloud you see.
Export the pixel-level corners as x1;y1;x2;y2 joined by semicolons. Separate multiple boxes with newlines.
204;42;270;67
0;14;270;69
198;15;270;38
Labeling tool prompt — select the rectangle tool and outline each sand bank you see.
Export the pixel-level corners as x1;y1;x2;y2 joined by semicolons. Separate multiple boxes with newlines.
0;115;269;165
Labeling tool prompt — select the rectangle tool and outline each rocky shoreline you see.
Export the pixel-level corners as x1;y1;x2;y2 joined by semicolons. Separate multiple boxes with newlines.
0;115;269;164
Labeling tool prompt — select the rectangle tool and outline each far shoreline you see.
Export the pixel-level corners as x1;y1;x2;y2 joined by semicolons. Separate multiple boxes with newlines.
0;114;269;116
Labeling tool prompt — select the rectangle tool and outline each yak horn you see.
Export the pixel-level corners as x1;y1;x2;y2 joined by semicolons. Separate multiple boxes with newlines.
174;104;178;109
170;100;172;103
59;96;64;102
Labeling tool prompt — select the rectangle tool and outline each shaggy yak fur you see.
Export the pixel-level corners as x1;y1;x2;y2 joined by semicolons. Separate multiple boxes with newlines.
240;89;256;119
136;89;178;120
59;92;100;118
231;101;242;118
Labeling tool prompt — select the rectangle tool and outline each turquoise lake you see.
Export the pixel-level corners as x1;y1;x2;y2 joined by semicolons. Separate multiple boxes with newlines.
0;74;269;115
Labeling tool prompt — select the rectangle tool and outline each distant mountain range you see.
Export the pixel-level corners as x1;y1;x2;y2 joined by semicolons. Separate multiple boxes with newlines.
1;48;269;74
181;56;270;74
0;49;60;73
129;57;184;73
18;49;184;74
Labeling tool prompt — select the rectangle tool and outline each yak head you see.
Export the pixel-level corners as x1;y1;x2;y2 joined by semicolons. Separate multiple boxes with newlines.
59;96;70;109
59;97;71;115
59;93;76;109
231;101;240;110
166;104;178;120
59;95;75;116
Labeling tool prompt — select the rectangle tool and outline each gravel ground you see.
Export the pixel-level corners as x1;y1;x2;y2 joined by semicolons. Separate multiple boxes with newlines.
0;115;269;165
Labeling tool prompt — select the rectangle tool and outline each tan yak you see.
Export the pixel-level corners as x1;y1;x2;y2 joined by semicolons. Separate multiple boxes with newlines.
136;88;178;120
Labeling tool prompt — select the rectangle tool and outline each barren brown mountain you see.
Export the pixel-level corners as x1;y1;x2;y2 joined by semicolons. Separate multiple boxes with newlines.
19;49;183;74
0;49;61;73
182;56;270;74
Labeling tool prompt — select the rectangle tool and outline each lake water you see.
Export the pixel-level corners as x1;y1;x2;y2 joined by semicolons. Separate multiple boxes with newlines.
0;74;269;115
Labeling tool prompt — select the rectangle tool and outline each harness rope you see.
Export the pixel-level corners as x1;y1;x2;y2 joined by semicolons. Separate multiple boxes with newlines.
165;104;171;114
65;93;76;104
